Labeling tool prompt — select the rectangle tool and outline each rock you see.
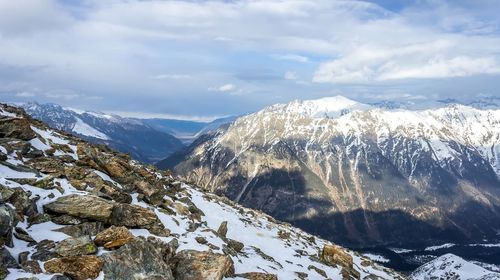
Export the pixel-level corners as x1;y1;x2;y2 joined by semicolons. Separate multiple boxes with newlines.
236;272;279;280
44;194;115;222
50;275;72;280
102;158;130;179
55;236;97;257
173;250;234;280
14;227;35;243
307;265;327;278
54;222;105;238
226;239;244;253
101;237;174;280
195;236;207;244
51;214;86;225
44;255;104;280
31;239;58;261
0;204;16;247
94;226;134;249
109;204;168;236
20;260;42;274
0;118;36;140
217;221;228;238
28;213;51;226
1;247;18;269
320;244;359;280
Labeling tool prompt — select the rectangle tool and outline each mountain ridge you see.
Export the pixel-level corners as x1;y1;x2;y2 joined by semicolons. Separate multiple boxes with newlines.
160;95;500;248
0;102;407;279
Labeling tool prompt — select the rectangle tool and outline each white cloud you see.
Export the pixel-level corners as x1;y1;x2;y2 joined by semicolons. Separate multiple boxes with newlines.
153;74;191;80
16;91;35;97
216;84;236;92
284;71;298;80
313;39;500;83
272;54;309;63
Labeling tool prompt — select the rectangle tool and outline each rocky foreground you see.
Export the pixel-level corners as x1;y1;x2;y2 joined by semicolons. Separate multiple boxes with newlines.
0;104;406;279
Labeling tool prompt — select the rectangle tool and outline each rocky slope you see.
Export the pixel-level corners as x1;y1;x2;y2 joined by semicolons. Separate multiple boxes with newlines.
160;95;500;247
0;103;405;279
21;102;184;163
410;254;500;280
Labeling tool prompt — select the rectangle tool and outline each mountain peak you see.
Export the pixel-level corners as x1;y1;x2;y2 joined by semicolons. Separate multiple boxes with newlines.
268;95;371;118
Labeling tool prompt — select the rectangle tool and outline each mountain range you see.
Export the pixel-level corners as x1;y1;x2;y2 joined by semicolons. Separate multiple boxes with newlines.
159;95;500;249
0;102;410;279
20;102;235;164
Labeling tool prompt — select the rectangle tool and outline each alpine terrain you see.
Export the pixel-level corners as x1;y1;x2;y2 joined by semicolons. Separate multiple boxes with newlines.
160;96;500;248
0;103;413;279
21;102;184;164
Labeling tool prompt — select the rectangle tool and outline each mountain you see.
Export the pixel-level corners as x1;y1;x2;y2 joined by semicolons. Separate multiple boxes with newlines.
410;254;500;280
143;116;237;144
159;95;500;248
0;103;405;279
21;102;184;164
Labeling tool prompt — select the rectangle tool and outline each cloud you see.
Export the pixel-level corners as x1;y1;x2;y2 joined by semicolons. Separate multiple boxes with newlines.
284;71;298;80
16;91;35;97
272;54;309;63
152;74;192;80
1;0;500;116
216;84;236;92
314;39;500;83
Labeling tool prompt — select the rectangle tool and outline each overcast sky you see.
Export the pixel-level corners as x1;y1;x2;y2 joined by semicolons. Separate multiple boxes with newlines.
1;0;500;120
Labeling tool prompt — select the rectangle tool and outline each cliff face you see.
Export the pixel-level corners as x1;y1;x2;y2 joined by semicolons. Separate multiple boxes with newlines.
163;97;500;247
0;103;404;279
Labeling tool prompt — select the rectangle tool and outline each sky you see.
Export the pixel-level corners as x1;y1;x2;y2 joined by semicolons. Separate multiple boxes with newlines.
1;0;500;121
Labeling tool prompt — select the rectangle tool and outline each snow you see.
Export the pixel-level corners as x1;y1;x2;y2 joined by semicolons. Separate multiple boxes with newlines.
410;253;500;280
363;253;390;263
0;108;17;117
72;117;109;140
0;164;41;179
424;243;455;251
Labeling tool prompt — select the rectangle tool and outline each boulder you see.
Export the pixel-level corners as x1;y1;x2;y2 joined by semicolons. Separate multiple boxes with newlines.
0;118;36;140
31;239;58;261
320;244;359;280
44;194;115;222
54;222;105;238
0;204;16;247
173;250;234;280
94;226;134;249
44;255;104;280
226;239;244;253
55;236;97;257
217;221;228;238
236;272;278;280
101;237;174;280
109;204;168;236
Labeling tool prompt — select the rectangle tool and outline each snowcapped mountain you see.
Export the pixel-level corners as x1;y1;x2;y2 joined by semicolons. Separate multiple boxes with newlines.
410;254;500;280
21;102;184;163
0;103;405;280
159;95;500;247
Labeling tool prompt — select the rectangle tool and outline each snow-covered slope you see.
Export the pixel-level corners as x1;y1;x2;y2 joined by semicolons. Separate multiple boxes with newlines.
0;103;405;280
164;96;500;247
265;95;372;118
410;254;500;280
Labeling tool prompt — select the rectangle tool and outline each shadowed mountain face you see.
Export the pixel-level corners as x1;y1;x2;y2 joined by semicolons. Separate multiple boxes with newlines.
160;96;500;247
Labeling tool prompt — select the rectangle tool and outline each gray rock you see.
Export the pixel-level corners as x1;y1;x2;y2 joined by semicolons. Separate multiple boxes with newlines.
44;194;115;222
54;222;105;238
0;204;16;247
101;237;174;280
109;204;169;236
173;250;234;280
217;221;228;238
55;236;97;257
